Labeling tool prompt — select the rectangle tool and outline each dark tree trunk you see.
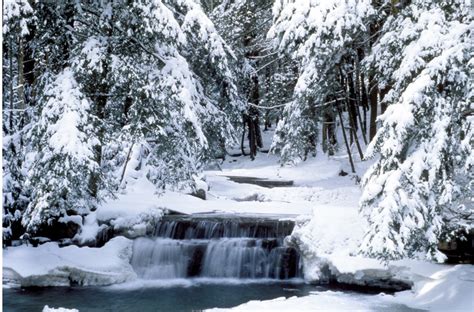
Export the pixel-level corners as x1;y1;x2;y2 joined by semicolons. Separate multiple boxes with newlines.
62;2;75;65
369;73;378;141
322;112;336;156
379;83;391;114
337;104;355;173
90;15;113;199
246;75;262;160
345;81;365;160
369;15;381;141
8;36;14;133
23;2;36;107
241;114;247;156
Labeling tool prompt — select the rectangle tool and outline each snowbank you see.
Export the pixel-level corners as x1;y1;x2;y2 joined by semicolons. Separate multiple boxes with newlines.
207;290;413;311
3;236;136;287
389;263;474;311
99;175;313;218
207;264;474;312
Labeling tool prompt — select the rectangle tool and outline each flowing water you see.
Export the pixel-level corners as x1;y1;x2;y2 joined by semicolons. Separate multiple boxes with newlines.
131;215;302;280
2;215;422;311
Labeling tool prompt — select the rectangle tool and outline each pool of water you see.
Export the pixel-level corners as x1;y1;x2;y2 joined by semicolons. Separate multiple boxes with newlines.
3;280;422;312
4;281;314;312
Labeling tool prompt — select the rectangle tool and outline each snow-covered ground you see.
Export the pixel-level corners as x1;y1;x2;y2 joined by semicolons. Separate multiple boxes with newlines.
208;263;474;312
3;130;472;311
3;237;136;287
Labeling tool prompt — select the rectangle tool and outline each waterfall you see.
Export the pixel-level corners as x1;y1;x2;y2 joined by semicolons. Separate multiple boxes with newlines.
131;216;302;280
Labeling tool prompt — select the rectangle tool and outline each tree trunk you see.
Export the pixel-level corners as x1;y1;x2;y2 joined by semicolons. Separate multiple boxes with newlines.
379;83;391;114
369;73;378;141
9;36;14;133
337;105;355;173
246;75;262;160
323;112;336;156
369;13;381;141
241;115;247;156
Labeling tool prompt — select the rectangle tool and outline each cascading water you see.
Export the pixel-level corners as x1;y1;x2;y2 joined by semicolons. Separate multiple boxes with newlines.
130;215;303;280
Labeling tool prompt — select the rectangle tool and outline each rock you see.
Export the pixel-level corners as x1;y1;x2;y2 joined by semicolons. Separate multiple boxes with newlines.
94;226;115;247
30;237;51;247
191;188;207;200
334;269;413;292
31;217;82;242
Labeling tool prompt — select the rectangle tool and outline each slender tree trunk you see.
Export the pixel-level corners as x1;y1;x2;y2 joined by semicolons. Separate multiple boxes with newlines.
369;73;378;140
349;114;364;160
9;36;14;133
354;56;368;145
337;105;355;173
247;75;262;160
346;95;364;160
23;22;35;91
241;115;247;156
356;104;368;145
90;12;112;199
248;114;257;160
369;14;381;141
323;112;336;156
17;38;26;131
379;83;391;114
17;39;25;111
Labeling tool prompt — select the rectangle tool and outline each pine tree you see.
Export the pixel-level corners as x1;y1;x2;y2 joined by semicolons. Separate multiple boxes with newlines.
9;0;243;238
23;68;100;235
268;0;376;164
2;0;34;244
360;0;473;261
210;0;275;159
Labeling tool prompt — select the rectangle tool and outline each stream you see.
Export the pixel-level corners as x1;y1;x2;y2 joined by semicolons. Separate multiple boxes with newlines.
3;215;422;311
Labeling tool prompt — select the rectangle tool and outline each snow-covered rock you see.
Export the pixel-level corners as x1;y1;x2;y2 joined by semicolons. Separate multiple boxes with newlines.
3;236;137;287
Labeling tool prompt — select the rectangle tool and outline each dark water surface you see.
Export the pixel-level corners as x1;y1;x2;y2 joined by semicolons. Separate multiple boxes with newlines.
4;281;316;312
3;281;424;312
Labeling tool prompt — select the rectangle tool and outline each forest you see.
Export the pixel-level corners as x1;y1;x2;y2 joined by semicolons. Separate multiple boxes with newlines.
2;0;473;311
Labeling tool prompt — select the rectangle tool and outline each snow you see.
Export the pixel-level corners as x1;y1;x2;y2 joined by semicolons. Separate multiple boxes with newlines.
4;130;472;311
46;68;97;159
3;237;136;287
387;263;474;311
98;129;354;221
75;212;101;244
43;306;78;312
207;265;474;312
207;291;403;311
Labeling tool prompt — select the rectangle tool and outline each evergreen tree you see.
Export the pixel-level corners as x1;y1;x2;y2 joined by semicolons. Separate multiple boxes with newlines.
3;0;242;237
23;68;100;235
210;0;275;159
360;0;473;261
268;0;376;164
2;0;34;243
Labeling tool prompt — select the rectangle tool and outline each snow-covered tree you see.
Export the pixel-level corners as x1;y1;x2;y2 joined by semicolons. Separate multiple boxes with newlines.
111;0;241;190
23;68;100;235
3;0;34;243
268;0;376;163
360;0;473;261
210;0;275;159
